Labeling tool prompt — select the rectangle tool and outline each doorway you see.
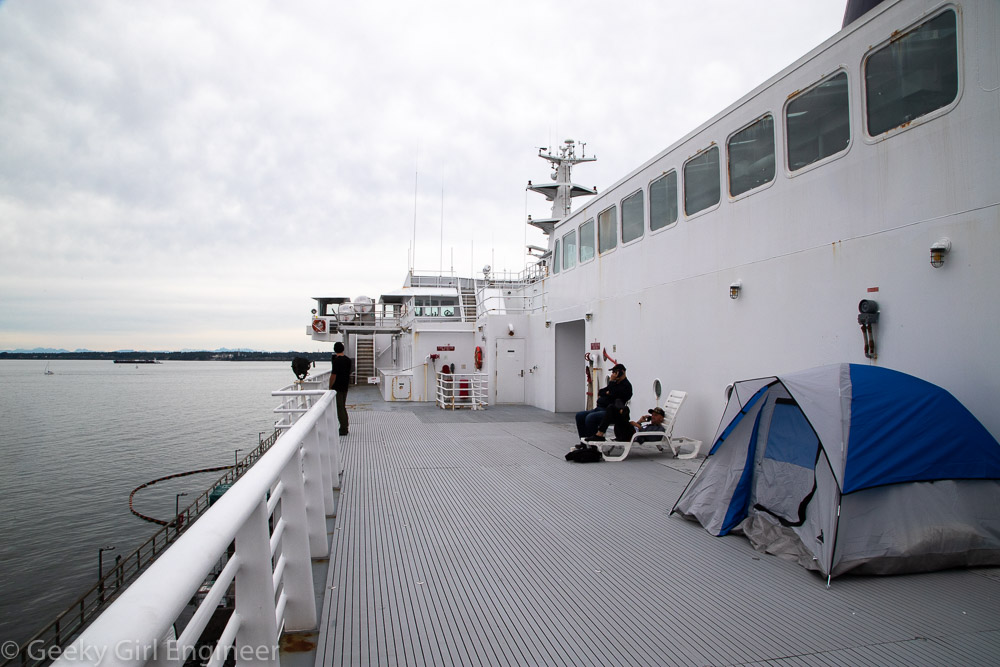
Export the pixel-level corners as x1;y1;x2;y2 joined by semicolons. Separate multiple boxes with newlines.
555;320;586;412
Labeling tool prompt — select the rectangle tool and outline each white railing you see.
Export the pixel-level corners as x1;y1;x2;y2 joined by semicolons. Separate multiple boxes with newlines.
435;372;489;410
52;390;341;667
272;375;329;430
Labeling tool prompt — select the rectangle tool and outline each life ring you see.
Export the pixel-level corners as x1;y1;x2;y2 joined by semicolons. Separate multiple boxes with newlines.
474;346;483;370
312;319;326;333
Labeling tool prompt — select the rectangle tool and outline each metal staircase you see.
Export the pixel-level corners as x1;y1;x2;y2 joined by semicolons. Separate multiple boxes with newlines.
354;336;375;384
461;285;478;322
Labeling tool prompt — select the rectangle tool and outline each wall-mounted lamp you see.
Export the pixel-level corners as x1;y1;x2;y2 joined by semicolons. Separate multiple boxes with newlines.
729;281;742;300
585;312;593;321
507;323;515;336
930;238;951;268
545;321;551;328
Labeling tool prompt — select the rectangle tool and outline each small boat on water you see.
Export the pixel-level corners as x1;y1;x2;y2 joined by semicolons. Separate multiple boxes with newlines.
43;362;53;375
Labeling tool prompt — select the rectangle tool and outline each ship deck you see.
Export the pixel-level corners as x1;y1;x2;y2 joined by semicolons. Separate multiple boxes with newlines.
301;386;1000;666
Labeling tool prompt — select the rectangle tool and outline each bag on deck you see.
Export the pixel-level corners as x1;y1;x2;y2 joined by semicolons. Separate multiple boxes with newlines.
566;446;603;463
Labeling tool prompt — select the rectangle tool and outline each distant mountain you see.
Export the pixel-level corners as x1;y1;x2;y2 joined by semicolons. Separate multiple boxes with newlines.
6;347;71;354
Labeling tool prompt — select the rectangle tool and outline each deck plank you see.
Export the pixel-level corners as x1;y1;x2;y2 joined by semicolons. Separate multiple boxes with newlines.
317;398;1000;666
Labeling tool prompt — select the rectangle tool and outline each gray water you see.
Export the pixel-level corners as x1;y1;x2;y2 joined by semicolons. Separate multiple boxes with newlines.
0;360;299;645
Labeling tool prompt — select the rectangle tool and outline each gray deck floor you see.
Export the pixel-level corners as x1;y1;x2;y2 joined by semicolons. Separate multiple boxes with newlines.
313;388;1000;666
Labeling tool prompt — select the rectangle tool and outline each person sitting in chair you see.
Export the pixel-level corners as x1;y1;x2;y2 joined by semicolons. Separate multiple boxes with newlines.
631;406;667;442
576;364;633;443
598;406;667;457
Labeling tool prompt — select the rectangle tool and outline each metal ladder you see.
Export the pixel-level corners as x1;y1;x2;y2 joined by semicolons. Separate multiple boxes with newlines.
354;335;375;384
461;285;478;322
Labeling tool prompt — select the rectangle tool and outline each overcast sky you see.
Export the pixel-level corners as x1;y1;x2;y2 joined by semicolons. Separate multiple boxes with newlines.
0;0;845;352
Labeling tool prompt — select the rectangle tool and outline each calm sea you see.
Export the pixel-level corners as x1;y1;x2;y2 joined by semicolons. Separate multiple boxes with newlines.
0;359;300;645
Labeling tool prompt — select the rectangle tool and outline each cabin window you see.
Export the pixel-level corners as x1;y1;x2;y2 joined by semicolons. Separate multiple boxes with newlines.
786;72;850;171
683;146;720;216
413;297;458;317
865;10;958;136
553;239;561;274
598;205;617;253
562;229;577;270
649;171;678;231
728;115;775;196
579;218;595;262
621;190;644;243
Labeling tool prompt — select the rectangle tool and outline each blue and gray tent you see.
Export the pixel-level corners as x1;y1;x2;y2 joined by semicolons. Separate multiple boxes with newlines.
673;364;1000;578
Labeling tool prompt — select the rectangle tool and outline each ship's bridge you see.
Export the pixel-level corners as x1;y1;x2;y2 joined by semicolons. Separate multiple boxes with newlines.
309;283;482;341
309;296;405;338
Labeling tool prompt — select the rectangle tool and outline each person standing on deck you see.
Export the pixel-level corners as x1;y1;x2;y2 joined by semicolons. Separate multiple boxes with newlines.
329;341;353;436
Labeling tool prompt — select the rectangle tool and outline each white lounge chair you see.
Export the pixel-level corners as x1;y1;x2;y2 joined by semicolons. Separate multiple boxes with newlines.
602;390;707;462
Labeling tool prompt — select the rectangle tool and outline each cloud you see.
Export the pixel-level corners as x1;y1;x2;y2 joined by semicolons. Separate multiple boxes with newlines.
0;0;845;350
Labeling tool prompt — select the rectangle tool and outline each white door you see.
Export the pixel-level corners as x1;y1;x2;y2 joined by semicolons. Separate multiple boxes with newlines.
495;338;525;403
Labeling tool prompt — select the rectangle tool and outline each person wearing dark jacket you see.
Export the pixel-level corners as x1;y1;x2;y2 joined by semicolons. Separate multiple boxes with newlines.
575;363;633;440
329;341;353;436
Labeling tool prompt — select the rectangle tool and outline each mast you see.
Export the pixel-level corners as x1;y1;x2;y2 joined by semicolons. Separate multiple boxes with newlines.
526;139;597;235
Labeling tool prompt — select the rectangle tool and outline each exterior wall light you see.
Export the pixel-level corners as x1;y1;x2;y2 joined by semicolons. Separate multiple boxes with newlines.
930;238;951;268
729;281;742;300
545;320;551;328
585;312;593;321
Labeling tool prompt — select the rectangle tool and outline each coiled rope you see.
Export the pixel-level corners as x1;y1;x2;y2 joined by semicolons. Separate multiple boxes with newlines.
128;466;233;525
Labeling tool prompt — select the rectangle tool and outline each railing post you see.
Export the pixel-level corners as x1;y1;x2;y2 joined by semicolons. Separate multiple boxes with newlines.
234;498;279;665
300;427;330;558
328;395;341;488
275;452;318;631
316;393;336;515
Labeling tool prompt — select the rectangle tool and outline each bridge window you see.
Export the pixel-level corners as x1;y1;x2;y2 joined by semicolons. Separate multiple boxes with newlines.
562;229;577;270
729;114;775;196
553;239;561;274
786;71;850;171
684;146;720;216
865;10;958;136
579;218;595;262
649;171;678;231
621;189;644;243
598;205;617;253
413;297;459;317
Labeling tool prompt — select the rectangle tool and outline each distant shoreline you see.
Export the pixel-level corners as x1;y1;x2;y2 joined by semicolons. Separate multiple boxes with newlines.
0;351;329;362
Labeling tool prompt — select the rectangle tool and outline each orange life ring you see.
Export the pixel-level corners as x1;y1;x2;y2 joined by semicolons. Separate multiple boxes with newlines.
474;346;483;370
312;319;326;333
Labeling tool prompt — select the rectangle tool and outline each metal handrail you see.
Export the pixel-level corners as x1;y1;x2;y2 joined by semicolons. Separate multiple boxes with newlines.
2;429;282;667
435;372;489;410
43;392;338;667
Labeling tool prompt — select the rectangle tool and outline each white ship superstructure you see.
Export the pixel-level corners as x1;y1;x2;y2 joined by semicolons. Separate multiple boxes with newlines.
311;0;1000;446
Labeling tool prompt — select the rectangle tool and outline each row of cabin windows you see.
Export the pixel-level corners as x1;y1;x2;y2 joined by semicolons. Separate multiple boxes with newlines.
412;297;458;318
551;9;958;274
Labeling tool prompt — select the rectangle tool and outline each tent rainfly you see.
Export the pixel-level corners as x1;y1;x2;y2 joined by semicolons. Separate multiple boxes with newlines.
673;364;1000;578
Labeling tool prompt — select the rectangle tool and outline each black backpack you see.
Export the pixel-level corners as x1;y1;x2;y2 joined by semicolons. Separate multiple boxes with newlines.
566;446;603;463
